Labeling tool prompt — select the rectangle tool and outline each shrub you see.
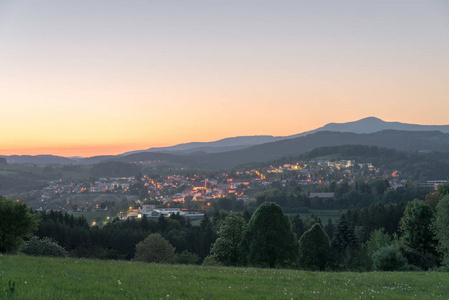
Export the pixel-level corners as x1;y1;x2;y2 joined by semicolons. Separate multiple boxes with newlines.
21;236;68;257
201;255;223;266
173;250;200;265
373;245;407;271
134;233;175;264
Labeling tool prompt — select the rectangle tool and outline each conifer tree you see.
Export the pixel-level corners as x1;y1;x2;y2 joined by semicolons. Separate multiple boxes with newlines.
239;202;298;268
298;223;330;270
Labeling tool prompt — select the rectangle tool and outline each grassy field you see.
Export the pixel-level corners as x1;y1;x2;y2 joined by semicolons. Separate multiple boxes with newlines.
1;255;449;299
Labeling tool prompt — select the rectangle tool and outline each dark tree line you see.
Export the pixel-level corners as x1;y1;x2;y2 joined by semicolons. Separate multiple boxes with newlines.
254;178;426;211
34;211;216;261
8;182;449;272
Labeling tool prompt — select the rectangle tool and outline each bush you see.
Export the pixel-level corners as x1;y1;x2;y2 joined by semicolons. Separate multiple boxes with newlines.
401;248;439;270
400;264;421;272
134;233;175;264
201;255;223;267
173;250;200;265
21;236;68;257
373;245;407;271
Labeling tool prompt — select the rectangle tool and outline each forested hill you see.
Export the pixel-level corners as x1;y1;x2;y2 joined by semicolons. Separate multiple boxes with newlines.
114;130;449;169
246;145;449;181
4;130;449;169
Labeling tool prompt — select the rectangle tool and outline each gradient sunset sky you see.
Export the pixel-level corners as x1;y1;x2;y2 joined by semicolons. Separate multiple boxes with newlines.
1;1;448;157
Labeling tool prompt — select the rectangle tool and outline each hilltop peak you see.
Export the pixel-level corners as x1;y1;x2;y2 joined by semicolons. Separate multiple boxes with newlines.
358;116;384;122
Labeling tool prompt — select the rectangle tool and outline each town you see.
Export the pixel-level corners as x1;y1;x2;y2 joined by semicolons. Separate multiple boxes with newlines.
7;158;417;220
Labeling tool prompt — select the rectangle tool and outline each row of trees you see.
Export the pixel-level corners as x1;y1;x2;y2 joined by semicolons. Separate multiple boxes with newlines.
210;203;369;270
3;183;449;272
254;178;426;211
33;210;217;261
209;183;449;271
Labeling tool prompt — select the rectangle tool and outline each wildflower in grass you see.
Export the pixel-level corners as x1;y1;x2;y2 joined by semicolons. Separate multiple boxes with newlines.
117;280;121;285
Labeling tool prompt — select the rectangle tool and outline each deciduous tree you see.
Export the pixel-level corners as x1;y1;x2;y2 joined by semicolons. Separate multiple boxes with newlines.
21;236;68;257
400;199;436;256
211;214;246;266
432;195;449;265
134;233;175;263
0;197;38;253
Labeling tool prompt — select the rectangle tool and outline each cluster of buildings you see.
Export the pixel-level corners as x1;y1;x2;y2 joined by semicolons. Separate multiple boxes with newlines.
39;177;133;200
9;159;417;214
263;160;404;189
123;206;204;220
419;180;449;192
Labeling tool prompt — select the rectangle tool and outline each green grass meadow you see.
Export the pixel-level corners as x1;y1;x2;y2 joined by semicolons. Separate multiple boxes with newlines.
1;255;449;299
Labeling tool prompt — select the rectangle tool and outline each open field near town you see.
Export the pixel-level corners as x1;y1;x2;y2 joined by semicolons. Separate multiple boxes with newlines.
295;209;343;223
1;255;449;299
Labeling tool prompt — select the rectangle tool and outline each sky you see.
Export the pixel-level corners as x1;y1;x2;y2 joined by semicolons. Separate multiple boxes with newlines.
1;0;448;157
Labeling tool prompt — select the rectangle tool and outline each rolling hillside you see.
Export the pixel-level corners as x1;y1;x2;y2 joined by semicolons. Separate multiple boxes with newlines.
3;117;449;167
114;130;449;169
1;255;448;299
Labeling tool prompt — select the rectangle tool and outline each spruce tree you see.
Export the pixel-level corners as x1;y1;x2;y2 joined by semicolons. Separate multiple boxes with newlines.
239;202;298;268
298;223;330;270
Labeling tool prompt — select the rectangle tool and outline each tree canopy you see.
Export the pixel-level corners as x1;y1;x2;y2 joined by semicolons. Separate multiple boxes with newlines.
432;195;449;264
240;202;298;268
0;197;38;253
400;199;436;256
134;233;175;264
298;223;330;270
211;213;246;266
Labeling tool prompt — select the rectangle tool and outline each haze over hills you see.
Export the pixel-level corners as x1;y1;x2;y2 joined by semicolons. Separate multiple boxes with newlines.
2;117;449;166
123;117;449;155
114;130;449;169
120;135;284;155
289;116;449;137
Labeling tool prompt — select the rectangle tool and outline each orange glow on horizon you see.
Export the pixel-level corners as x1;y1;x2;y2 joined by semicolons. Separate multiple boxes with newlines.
2;113;449;157
0;144;153;157
1;2;448;158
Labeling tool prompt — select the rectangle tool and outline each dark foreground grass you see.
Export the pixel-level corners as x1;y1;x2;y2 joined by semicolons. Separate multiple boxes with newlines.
1;255;449;299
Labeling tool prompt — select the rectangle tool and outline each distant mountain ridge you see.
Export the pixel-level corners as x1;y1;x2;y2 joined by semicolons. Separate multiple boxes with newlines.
2;117;449;166
124;117;449;155
121;135;284;155
289;117;449;138
112;130;449;169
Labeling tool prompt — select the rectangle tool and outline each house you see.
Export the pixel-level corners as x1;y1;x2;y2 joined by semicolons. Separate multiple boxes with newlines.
309;192;335;199
419;180;448;191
